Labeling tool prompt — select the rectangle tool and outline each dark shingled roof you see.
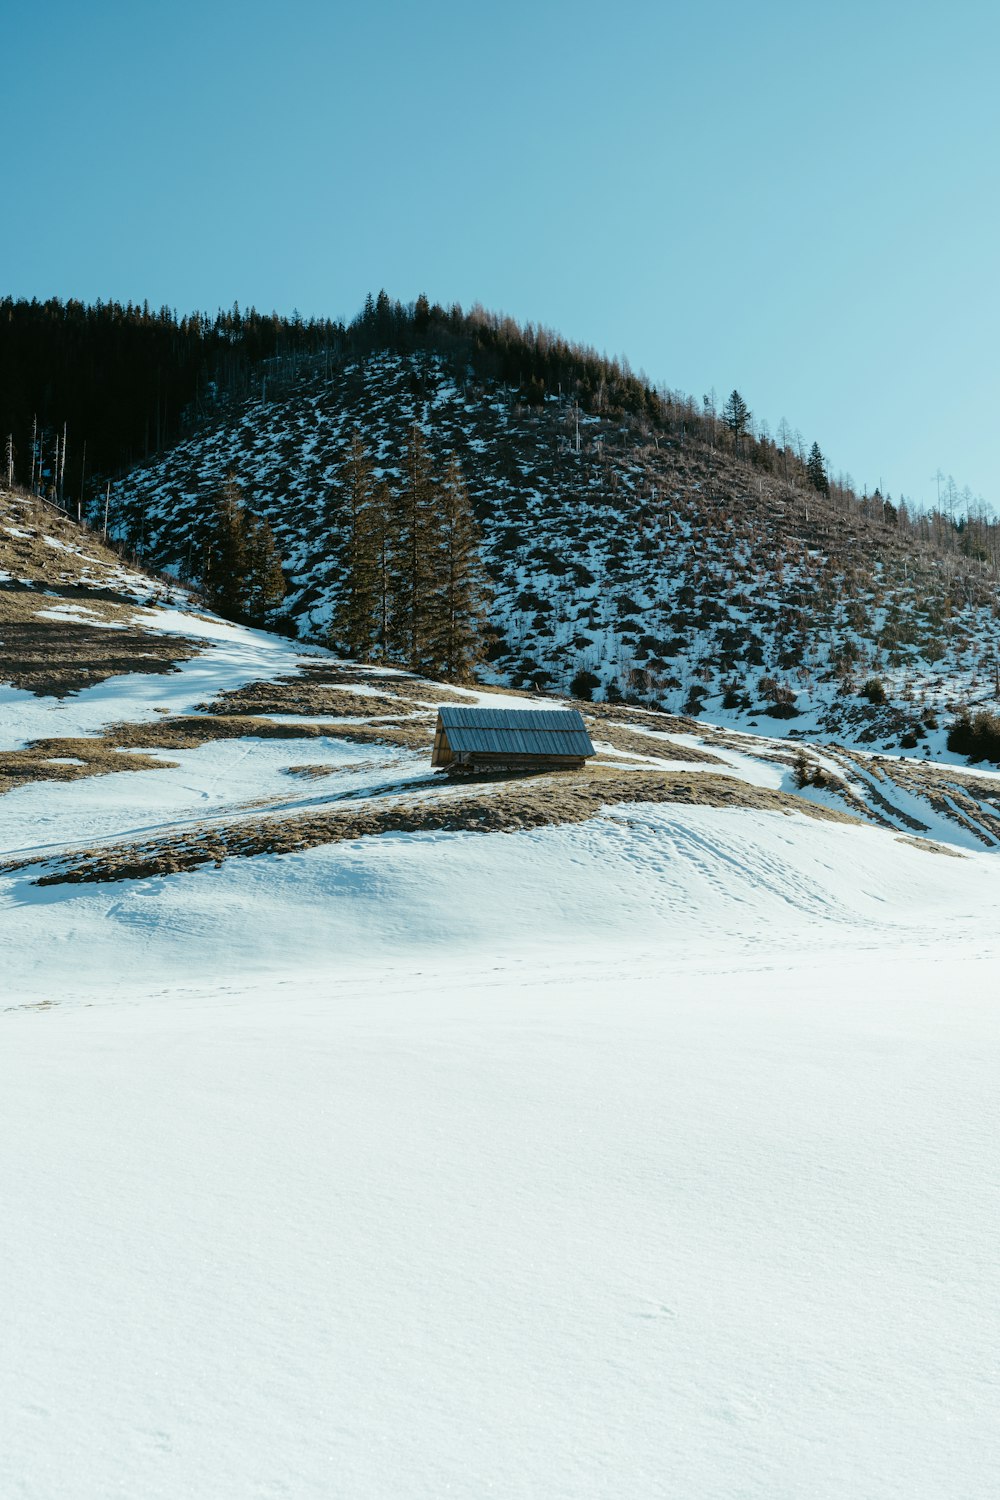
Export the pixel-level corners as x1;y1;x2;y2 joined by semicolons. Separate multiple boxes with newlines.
435;705;595;759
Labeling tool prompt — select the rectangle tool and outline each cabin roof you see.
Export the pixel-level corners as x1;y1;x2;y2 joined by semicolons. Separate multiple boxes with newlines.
435;705;595;759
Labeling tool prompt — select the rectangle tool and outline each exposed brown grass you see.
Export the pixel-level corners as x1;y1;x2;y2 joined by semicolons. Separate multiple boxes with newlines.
202;670;468;719
0;738;178;792
0;712;433;795
30;763;859;885
874;758;1000;846
283;759;396;779
1;490;134;589
580;700;698;735
1;488;205;694
587;720;723;764
0;571;203;692
0;601;202;695
895;835;965;858
200;677;422;719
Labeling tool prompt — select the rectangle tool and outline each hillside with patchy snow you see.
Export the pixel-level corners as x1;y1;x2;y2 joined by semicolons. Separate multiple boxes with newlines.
102;349;1000;755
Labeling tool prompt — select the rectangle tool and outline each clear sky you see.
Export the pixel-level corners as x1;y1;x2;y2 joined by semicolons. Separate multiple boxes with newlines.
6;0;999;511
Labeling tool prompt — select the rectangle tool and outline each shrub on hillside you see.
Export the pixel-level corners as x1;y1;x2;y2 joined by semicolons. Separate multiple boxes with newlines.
793;751;839;790
947;708;1000;763
759;676;796;706
861;677;887;704
570;668;601;702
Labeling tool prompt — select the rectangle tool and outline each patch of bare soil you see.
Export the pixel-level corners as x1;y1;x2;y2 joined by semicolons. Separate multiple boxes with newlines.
30;764;859;885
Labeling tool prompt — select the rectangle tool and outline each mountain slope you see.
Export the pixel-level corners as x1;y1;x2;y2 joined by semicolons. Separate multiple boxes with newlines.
7;478;1000;880
106;349;1000;752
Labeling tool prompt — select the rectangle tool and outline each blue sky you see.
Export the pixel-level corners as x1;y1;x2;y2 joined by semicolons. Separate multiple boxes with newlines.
6;0;999;509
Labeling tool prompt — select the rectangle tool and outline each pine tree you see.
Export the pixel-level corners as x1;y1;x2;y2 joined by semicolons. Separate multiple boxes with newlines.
371;479;393;659
389;425;439;671
807;442;830;494
201;471;285;624
332;433;380;658
414;292;431;333
722;390;751;454
430;457;490;679
329;430;489;680
244;515;286;625
202;472;249;618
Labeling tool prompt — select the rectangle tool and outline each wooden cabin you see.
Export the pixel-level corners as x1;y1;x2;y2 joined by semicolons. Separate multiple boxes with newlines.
431;705;595;774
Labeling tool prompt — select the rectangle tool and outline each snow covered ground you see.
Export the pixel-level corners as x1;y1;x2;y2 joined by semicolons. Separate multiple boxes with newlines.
2;601;999;1499
3;803;1000;1499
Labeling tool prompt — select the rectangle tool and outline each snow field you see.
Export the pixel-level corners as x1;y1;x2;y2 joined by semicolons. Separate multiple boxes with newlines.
2;939;998;1500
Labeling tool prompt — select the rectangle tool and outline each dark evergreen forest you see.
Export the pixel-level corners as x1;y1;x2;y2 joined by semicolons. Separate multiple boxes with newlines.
0;290;669;505
3;288;988;558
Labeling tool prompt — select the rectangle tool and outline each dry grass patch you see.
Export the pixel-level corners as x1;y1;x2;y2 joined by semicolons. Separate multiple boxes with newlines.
200;677;419;719
581;701;699;736
283;759;398;779
588;720;724;764
895;835;965;858
202;670;467;718
0;713;434;795
1;493;123;586
0;737;177;793
0;587;202;695
31;763;861;885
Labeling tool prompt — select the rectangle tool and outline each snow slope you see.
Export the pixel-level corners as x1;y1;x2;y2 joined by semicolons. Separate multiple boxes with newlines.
2;567;999;1499
2;887;998;1500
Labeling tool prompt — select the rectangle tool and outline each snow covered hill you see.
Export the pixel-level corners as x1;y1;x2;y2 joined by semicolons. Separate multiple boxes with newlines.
104;349;1000;752
2;487;999;1499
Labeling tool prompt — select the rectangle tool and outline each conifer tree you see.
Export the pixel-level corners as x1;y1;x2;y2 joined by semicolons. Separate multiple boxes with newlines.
202;472;248;619
807;442;830;494
389;424;439;671
244;514;286;625
723;390;751;455
431;456;490;679
371;479;394;659
332;433;380;657
330;429;492;680
201;471;285;625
